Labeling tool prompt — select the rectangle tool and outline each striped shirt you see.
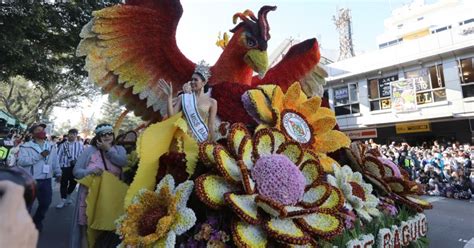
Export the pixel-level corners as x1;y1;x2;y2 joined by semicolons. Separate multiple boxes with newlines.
57;141;84;168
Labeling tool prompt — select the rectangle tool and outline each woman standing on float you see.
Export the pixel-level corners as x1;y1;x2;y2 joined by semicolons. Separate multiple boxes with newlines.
159;61;218;142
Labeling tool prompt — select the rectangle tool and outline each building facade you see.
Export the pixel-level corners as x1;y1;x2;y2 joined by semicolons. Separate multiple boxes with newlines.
324;0;474;144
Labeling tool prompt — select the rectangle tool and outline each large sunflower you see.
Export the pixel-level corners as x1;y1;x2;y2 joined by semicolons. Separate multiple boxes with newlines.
344;142;432;212
242;82;350;172
196;123;345;247
116;175;196;247
327;165;380;222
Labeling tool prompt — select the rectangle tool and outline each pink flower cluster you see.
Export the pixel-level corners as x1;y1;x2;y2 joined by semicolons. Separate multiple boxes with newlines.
251;154;305;205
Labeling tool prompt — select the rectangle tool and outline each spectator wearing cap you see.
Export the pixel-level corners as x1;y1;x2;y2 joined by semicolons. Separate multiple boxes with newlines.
56;128;84;209
17;123;61;232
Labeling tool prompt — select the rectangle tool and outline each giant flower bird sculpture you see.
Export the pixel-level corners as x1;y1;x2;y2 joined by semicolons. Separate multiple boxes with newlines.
242;82;351;172
116;175;196;247
77;0;324;125
327;165;381;222
344;142;432;212
196;123;345;247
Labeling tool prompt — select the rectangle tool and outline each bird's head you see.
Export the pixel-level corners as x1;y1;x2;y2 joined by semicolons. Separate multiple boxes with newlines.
230;6;276;79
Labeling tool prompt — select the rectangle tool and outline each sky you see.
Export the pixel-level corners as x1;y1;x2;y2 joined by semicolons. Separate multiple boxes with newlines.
52;0;431;128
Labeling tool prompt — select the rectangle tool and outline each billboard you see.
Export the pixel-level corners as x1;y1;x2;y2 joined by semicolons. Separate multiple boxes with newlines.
391;80;417;113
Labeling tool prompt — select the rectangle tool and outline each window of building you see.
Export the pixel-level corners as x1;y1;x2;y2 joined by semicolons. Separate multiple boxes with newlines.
459;57;474;98
333;83;360;116
368;75;398;111
405;64;446;105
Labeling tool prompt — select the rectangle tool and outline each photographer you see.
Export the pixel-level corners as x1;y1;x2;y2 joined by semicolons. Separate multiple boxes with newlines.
17;123;61;232
56;128;83;209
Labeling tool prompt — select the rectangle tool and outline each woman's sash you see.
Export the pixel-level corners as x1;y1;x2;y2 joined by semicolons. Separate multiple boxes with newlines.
181;93;209;142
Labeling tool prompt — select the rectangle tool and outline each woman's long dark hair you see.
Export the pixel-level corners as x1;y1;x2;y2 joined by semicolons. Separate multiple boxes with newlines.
90;123;116;147
194;72;210;93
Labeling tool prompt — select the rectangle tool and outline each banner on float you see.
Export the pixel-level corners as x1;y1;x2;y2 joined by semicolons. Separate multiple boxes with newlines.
346;213;428;248
391;80;417;113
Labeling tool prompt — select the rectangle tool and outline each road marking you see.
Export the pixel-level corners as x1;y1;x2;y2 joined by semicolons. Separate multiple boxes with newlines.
464;238;474;248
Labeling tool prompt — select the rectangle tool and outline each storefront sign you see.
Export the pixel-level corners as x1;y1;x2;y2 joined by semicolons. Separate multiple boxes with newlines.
346;214;427;248
344;129;378;139
379;75;398;98
396;121;430;134
335;87;349;100
405;69;430;92
391;80;417;113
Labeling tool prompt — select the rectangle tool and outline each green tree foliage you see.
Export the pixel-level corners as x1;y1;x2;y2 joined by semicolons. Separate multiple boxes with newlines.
0;1;121;125
98;99;142;134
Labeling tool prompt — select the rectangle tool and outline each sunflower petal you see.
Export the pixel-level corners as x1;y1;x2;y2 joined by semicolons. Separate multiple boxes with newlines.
258;84;278;99
263;218;311;245
364;156;385;179
385;177;412;194
311;117;336;135
195;174;238;209
225;193;260;225
173;180;194;209
171;207;196;235
239;161;256;194
199;141;218;165
300;150;318;165
253;128;275;159
363;173;391;194
296;97;321;119
271;86;285;114
300;183;331;208
228;123;251;157
319;186;344;211
284;206;319;219
255;194;287;217
247;89;275;124
270;128;287;151
316;153;340;173
239;136;254;170
313;130;351;153
214;146;242;183
300;159;324;187
276;141;304;165
296;211;343;238
155;174;175;194
232;220;268;248
153;230;176;248
284;82;307;110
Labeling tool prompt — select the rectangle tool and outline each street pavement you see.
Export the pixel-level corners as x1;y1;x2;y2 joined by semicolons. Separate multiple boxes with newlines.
36;185;474;248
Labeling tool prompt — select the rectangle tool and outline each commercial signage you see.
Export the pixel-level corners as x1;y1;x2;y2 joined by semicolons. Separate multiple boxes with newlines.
334;87;349;100
395;121;430;134
344;129;378;140
378;75;398;98
391;80;417;113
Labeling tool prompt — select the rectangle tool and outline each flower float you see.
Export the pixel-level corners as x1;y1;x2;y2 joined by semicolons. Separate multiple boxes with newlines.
196;123;345;247
327;165;381;222
344;142;432;212
242;82;350;172
116;175;196;247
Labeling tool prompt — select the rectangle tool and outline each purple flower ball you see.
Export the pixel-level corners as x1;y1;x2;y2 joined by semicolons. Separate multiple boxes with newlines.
251;154;306;205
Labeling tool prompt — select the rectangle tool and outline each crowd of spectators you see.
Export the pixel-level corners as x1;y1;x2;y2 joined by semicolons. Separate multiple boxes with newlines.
366;139;474;200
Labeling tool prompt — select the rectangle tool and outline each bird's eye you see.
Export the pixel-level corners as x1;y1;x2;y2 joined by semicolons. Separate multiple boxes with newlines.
246;38;257;48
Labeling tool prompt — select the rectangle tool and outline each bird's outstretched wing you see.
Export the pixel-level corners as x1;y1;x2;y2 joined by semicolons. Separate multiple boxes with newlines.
251;38;321;92
77;0;195;121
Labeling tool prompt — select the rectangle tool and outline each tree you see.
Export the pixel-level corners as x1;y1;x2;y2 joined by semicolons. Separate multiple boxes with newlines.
98;99;142;134
0;76;98;126
0;1;120;124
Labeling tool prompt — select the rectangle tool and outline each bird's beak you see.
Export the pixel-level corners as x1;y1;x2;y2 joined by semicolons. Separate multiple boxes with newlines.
244;49;268;79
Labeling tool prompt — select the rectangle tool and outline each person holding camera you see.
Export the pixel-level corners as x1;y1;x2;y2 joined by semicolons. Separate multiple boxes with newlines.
16;123;61;232
56;128;84;209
